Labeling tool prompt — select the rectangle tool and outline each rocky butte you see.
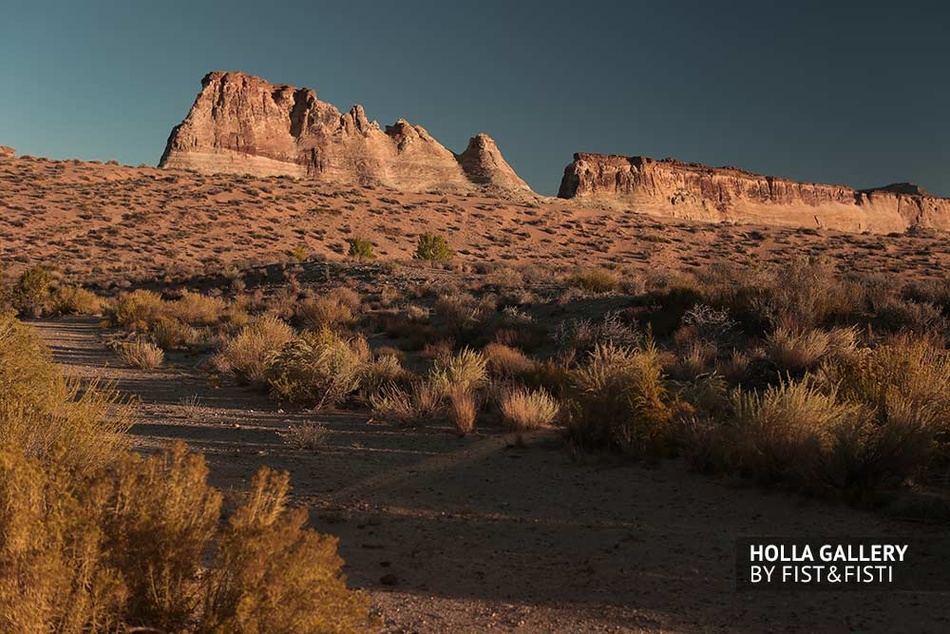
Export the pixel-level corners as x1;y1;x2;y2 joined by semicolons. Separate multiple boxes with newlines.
558;153;950;234
160;71;532;195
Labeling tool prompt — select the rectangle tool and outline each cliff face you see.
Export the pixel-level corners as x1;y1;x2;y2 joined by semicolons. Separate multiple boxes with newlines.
160;72;531;194
559;153;950;233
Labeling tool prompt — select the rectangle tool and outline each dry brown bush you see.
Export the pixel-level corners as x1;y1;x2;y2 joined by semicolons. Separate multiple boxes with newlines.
214;315;294;385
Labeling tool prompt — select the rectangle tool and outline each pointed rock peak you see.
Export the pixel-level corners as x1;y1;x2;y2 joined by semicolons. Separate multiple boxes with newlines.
344;104;372;132
456;133;532;192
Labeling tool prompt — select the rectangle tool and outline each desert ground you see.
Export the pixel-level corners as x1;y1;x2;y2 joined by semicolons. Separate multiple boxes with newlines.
24;315;949;633
4;153;950;632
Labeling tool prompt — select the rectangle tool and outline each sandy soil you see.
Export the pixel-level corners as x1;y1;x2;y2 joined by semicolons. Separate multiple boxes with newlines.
30;317;950;633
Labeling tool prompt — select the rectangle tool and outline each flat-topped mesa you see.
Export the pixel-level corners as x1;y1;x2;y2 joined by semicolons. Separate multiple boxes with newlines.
160;71;532;194
558;153;950;234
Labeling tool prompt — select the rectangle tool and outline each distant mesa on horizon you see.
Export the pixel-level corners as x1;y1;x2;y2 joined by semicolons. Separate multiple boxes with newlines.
557;152;950;234
159;71;532;195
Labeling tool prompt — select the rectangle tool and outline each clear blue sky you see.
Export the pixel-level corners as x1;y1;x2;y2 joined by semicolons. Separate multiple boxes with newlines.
2;0;948;196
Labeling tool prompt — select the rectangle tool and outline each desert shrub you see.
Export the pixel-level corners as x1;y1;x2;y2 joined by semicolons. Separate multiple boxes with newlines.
295;293;359;332
757;256;863;329
430;347;488;394
873;296;947;336
11;264;54;317
370;380;443;426
289;244;309;262
415;232;453;262
0;447;128;634
52;286;102;316
433;292;494;336
111;290;165;332
168;291;226;327
280;422;329;451
566;267;619;294
446;385;478;435
115;339;164;369
265;329;368;409
0;444;369;633
106;444;223;629
347;236;375;259
358;354;410;403
819;335;950;486
520;359;573;400
670;339;717;381
0;314;132;475
200;467;368;633
214;315;294;385
554;311;641;355
500;387;560;431
151;317;198;350
728;379;864;491
765;326;857;376
483;342;535;378
569;340;676;456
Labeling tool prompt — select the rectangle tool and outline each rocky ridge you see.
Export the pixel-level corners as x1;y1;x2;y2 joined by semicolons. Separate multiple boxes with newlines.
559;153;950;233
160;72;532;195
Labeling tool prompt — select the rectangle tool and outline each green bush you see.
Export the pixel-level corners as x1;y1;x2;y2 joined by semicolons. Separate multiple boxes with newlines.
415;232;453;262
347;237;375;259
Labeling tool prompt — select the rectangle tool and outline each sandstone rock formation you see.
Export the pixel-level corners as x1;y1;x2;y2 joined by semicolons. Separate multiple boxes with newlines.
455;133;531;192
559;153;950;233
160;72;531;195
0;146;15;158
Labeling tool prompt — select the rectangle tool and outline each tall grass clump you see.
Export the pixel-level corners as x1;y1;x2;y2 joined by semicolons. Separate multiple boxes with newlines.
446;385;478;435
214;315;294;385
728;379;864;491
370;380;443;426
500;387;560;432
115;339;164;369
569;340;676;456
430;347;488;395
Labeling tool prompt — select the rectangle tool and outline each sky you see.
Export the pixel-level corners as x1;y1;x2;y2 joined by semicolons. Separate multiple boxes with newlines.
1;0;948;196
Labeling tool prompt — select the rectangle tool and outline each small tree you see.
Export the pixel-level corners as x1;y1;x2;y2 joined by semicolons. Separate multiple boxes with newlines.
415;233;452;262
347;237;375;260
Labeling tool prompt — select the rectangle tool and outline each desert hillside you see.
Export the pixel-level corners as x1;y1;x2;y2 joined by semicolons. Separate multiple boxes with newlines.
4;150;950;289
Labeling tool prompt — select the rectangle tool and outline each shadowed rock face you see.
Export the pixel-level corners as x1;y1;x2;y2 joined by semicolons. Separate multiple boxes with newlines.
160;71;531;194
559;153;950;234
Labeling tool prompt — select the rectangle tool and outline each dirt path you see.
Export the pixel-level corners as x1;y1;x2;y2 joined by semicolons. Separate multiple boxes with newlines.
33;318;950;633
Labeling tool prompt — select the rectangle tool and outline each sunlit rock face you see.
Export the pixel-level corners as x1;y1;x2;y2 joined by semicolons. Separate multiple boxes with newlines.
559;153;950;233
160;71;531;195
